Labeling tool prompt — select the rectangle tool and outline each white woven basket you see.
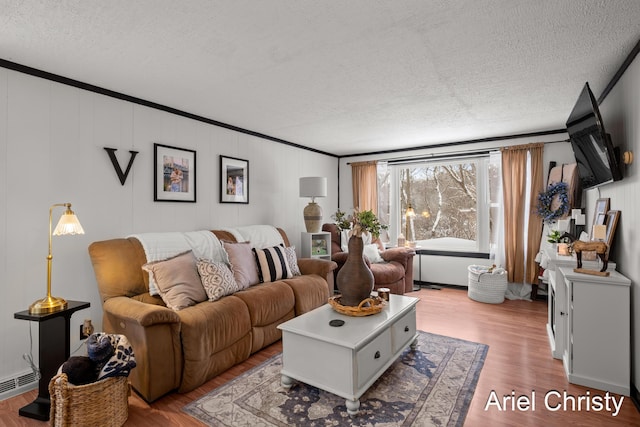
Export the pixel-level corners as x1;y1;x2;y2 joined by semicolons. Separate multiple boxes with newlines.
467;265;508;304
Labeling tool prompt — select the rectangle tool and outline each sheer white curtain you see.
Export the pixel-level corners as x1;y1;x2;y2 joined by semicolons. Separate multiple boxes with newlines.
489;151;505;268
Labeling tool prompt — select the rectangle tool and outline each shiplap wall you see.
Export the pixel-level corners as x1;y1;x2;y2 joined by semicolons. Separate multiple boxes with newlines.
595;53;640;392
0;68;338;384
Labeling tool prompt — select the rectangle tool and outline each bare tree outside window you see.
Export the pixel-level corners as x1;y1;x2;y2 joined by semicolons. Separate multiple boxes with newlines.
377;155;497;253
400;162;478;243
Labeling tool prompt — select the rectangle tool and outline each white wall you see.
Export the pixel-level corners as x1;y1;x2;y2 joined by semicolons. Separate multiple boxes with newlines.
593;53;640;394
0;68;338;385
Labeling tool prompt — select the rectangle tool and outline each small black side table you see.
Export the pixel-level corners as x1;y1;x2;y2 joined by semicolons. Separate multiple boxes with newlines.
14;300;90;421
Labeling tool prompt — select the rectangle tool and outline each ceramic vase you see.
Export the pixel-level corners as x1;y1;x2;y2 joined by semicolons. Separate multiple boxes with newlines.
336;235;374;306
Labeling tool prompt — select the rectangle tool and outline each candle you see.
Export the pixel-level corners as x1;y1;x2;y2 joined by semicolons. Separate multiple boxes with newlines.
557;243;570;256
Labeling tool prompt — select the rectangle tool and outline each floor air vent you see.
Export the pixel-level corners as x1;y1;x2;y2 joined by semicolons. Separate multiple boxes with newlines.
0;370;38;400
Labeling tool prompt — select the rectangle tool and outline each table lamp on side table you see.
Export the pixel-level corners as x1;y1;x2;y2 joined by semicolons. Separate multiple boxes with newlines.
29;203;85;314
300;177;327;233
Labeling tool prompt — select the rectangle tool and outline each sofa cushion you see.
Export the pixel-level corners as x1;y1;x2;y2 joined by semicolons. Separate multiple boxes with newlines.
234;281;296;351
253;245;292;283
221;241;260;288
176;295;252;392
283;275;331;315
197;259;240;301
142;251;206;311
88;237;149;302
234;281;295;327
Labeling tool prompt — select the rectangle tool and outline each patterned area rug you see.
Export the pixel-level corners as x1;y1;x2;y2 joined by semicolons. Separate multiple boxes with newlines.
183;331;488;426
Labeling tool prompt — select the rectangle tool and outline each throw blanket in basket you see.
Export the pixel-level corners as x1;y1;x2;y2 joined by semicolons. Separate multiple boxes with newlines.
88;333;137;380
467;265;508;304
59;333;136;386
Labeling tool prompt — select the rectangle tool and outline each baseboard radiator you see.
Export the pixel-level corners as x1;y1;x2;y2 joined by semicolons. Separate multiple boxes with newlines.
0;370;38;401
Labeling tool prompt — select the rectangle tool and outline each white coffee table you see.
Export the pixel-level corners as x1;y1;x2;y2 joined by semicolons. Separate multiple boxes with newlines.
277;293;419;415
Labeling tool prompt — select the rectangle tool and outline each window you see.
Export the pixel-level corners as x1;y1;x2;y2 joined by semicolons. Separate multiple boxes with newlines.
378;154;500;253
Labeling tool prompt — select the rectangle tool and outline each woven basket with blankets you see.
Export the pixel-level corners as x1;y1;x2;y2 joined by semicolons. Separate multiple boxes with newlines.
467;265;508;304
48;333;136;427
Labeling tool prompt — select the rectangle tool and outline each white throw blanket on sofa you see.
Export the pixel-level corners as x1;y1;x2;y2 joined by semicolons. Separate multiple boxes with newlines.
220;225;284;249
128;230;225;295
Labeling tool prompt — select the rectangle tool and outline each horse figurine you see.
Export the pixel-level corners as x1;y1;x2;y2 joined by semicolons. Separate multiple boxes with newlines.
572;240;609;272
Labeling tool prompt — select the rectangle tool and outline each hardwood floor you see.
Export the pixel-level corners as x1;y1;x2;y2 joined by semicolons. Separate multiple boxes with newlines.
1;287;638;426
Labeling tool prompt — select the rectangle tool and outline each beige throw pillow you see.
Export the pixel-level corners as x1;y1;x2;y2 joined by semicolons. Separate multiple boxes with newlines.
221;241;260;288
141;251;206;311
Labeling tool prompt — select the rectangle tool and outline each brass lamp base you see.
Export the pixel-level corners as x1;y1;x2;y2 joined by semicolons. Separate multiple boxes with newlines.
29;295;68;314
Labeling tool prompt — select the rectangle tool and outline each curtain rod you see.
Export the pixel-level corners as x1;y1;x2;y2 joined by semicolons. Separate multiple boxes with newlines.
346;138;569;165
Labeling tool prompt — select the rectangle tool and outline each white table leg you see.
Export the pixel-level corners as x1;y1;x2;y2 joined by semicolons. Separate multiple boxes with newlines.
281;374;294;390
410;337;418;350
346;398;360;415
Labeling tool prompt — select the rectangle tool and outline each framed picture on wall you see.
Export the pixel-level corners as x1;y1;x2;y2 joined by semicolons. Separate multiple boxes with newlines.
220;155;249;204
154;143;196;202
605;210;621;249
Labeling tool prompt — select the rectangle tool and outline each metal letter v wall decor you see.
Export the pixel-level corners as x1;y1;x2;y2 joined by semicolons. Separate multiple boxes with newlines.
104;147;139;185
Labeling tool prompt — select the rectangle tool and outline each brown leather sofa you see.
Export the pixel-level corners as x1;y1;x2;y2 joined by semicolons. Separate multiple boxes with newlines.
88;228;336;402
322;223;415;295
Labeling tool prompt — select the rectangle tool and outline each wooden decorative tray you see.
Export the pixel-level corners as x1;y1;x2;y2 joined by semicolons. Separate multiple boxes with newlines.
328;295;386;317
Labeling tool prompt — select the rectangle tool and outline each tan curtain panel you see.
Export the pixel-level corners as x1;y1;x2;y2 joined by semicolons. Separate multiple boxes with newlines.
500;143;544;284
351;161;378;213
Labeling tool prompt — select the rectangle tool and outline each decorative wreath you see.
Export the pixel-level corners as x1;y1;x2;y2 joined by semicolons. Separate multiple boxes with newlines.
536;181;570;223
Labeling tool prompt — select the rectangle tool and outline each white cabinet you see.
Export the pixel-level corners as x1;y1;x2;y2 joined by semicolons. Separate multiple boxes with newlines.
541;248;614;359
558;267;630;395
300;231;331;260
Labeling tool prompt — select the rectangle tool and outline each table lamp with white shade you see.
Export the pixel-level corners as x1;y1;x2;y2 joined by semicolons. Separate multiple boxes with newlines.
299;177;327;233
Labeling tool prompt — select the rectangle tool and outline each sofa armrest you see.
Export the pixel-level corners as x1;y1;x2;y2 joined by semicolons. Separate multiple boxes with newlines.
381;247;415;267
297;258;337;278
103;296;180;327
330;252;349;266
102;297;182;402
297;258;338;294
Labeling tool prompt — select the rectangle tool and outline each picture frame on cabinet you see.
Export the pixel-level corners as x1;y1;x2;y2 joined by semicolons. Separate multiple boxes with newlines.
592;198;609;228
312;239;328;255
220;155;249;204
154;143;196;202
605;210;620;249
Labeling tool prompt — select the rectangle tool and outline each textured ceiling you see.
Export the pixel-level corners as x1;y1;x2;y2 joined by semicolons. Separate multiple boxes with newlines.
1;0;640;156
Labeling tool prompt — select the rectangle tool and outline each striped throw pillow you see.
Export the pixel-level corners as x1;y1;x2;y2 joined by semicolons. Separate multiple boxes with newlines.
252;245;292;283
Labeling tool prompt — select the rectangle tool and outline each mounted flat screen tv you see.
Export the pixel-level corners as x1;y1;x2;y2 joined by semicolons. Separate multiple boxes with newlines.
566;82;622;189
